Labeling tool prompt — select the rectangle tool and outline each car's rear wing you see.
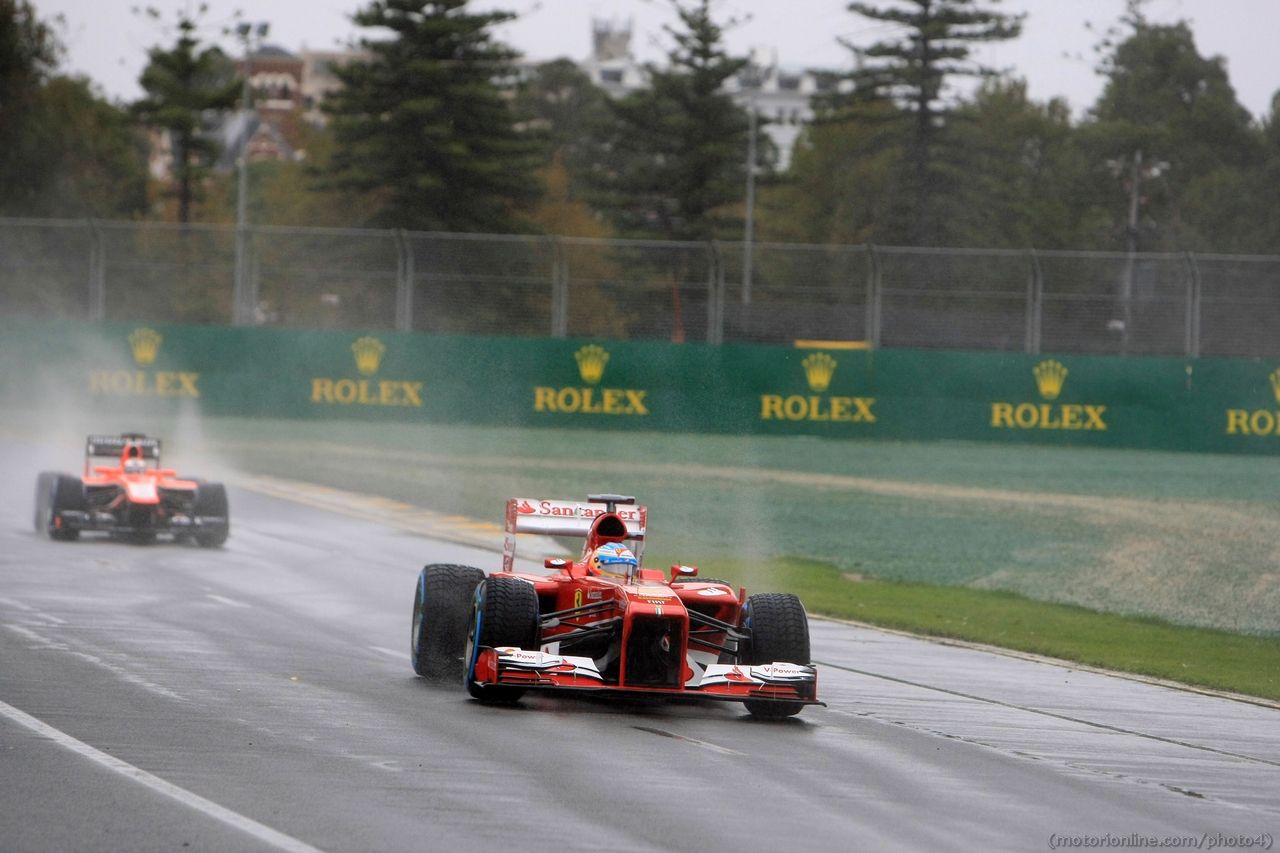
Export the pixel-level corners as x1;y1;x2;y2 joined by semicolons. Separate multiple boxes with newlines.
503;497;647;572
86;434;161;461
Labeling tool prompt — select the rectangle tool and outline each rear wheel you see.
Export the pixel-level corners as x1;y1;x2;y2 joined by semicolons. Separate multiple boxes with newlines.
411;564;485;680
464;575;540;703
47;475;85;542
741;592;811;720
192;483;229;548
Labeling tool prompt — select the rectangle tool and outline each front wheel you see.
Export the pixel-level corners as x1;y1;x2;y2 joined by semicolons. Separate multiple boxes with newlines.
34;472;55;533
411;564;485;679
463;575;540;703
741;592;811;720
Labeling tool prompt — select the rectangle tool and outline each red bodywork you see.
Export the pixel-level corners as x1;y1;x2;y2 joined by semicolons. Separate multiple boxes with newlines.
470;497;819;705
46;434;221;540
82;444;199;508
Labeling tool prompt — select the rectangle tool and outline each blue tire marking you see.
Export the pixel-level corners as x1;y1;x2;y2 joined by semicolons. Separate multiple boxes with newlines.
464;583;485;688
411;570;427;668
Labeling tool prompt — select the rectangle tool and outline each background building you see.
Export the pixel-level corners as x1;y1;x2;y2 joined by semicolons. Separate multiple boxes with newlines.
577;20;827;170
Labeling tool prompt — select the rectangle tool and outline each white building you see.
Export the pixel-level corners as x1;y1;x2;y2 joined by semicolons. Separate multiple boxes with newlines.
579;19;647;98
578;20;834;171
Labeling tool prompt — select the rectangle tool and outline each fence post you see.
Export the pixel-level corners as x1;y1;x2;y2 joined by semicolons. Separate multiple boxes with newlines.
551;237;568;338
249;242;260;324
1183;251;1201;358
393;229;413;333
1120;251;1134;357
846;246;861;343
1025;249;1042;354
86;220;105;322
232;225;248;325
717;243;727;342
865;244;881;347
706;241;724;344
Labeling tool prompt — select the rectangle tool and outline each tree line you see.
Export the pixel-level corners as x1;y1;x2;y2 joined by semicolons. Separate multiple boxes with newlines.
1;0;1277;254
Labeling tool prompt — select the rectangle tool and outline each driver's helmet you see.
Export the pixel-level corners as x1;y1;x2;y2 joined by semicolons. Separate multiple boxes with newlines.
590;542;638;578
124;458;146;474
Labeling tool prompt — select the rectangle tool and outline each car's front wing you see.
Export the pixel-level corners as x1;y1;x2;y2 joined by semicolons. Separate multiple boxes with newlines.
472;647;821;704
54;507;225;536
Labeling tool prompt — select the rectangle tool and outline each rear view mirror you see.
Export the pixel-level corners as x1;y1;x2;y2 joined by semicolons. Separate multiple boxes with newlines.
545;558;569;569
670;565;698;581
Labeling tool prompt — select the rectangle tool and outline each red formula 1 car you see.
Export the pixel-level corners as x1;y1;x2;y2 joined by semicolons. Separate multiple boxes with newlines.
33;434;229;547
410;494;819;719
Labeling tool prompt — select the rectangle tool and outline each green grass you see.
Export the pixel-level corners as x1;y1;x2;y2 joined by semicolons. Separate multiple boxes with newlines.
649;554;1280;702
176;419;1280;636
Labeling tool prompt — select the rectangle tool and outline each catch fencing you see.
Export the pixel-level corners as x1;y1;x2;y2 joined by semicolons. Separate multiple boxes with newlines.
2;217;1278;357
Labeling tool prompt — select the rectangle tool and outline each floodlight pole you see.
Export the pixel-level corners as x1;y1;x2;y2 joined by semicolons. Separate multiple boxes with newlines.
742;98;758;307
1119;150;1143;356
233;22;267;325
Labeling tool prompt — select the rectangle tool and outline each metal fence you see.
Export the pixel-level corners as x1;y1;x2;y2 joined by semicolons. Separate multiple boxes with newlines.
3;217;1279;357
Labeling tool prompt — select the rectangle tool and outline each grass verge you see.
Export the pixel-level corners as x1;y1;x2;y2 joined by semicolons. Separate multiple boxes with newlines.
653;555;1280;703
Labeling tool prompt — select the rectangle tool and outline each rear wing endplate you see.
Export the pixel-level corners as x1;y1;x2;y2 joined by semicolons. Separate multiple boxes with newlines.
503;498;647;572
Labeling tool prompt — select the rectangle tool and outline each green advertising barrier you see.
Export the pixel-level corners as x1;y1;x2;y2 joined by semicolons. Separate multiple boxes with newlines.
3;317;1280;454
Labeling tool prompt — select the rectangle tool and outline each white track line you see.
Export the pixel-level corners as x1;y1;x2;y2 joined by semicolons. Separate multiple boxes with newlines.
0;699;328;853
206;594;252;609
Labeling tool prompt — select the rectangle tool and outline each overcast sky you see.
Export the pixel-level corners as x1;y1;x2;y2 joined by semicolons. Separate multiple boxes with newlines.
30;0;1280;120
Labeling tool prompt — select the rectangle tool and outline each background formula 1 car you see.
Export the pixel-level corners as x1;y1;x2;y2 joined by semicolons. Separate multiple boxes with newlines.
410;494;819;719
34;434;229;546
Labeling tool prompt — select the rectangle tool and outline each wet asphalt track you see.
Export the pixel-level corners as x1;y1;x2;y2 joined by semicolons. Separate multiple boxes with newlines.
1;436;1278;852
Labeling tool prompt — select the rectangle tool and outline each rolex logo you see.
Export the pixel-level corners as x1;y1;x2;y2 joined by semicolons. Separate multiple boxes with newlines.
351;337;386;376
535;345;645;416
574;345;609;385
993;360;1102;431
802;352;837;393
1227;372;1280;434
1033;360;1068;400
312;337;419;407
128;328;163;365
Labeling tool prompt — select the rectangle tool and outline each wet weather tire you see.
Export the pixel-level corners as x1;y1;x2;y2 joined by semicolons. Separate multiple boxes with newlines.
741;592;810;720
411;564;485;680
192;483;229;548
34;472;55;533
45;474;84;541
464;575;540;703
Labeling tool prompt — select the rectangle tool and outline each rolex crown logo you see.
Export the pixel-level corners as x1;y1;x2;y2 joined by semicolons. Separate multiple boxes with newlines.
1269;369;1280;404
802;352;837;392
128;328;163;365
351;336;386;376
575;345;609;385
1033;360;1068;400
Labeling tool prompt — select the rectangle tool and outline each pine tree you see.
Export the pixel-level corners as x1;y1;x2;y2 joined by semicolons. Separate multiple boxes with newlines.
322;0;541;232
843;0;1022;245
589;0;761;241
514;60;616;237
1080;0;1264;251
133;11;238;223
2;1;148;217
0;0;61;213
39;76;150;218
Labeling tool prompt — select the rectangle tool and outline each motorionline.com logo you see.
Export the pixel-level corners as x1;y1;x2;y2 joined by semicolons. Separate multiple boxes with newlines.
1049;832;1272;849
